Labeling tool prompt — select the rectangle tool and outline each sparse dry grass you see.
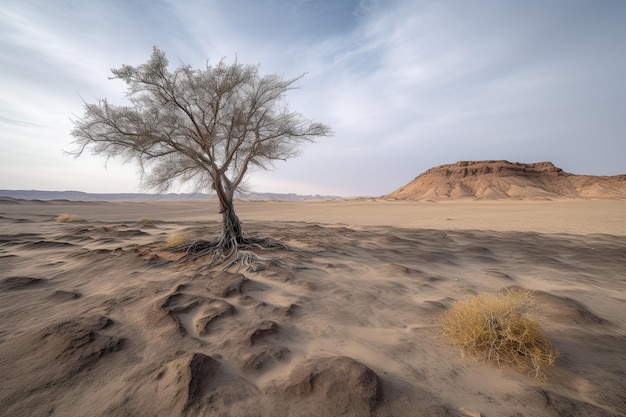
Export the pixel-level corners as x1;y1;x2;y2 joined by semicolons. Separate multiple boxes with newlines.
440;289;559;379
56;213;82;222
164;231;193;248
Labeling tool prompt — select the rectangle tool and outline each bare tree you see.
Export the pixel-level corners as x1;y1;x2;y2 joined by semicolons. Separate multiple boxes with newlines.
71;47;332;267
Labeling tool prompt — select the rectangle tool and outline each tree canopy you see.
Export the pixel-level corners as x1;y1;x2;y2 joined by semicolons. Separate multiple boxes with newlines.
71;47;332;267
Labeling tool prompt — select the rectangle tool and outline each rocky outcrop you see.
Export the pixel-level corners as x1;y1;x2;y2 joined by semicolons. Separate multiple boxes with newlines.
266;356;382;417
385;160;626;200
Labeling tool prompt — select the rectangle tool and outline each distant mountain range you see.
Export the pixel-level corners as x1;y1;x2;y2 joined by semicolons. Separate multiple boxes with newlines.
7;161;624;202
385;160;626;200
0;190;340;202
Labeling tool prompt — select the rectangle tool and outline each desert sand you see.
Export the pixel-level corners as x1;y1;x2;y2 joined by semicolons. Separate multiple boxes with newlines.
1;198;625;416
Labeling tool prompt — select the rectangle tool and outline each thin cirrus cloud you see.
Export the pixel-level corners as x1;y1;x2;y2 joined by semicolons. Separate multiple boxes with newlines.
0;0;624;196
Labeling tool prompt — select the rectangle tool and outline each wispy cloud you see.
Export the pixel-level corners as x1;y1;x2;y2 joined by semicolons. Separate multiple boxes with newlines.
1;0;624;195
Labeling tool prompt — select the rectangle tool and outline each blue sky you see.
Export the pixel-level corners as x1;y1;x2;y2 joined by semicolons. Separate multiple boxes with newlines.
1;0;625;196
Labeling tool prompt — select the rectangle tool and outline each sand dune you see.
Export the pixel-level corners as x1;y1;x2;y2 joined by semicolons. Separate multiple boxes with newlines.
1;199;625;416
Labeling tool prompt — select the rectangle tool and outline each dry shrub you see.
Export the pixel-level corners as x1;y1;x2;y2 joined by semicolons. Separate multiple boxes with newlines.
440;289;559;379
164;231;192;248
56;213;81;222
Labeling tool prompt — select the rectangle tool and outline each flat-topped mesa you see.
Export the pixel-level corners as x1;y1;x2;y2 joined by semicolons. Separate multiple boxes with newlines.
386;160;626;200
422;160;566;178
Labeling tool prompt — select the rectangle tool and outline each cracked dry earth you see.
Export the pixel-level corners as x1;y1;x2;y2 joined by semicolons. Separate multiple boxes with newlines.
1;207;625;416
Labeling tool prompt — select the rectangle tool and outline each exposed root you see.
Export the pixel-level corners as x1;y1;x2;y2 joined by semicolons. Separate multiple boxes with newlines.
222;250;289;272
169;236;309;271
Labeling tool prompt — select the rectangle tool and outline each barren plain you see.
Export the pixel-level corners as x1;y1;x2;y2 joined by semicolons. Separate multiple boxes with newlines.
1;198;625;416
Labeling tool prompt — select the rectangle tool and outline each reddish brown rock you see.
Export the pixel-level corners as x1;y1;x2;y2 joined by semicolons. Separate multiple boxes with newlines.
385;160;626;200
267;356;382;417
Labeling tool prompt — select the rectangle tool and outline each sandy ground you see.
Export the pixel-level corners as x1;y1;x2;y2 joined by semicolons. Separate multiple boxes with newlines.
0;198;624;416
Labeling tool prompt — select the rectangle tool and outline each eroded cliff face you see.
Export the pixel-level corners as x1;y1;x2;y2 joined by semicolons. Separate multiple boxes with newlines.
386;160;626;200
422;161;565;177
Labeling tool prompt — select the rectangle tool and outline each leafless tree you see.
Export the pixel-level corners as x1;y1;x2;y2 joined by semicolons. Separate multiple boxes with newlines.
71;47;332;268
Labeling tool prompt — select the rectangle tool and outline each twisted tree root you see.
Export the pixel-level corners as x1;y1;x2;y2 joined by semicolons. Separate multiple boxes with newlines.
169;236;310;271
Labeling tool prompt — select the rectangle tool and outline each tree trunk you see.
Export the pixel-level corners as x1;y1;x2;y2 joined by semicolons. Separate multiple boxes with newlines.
214;176;243;249
175;175;291;267
220;199;243;246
